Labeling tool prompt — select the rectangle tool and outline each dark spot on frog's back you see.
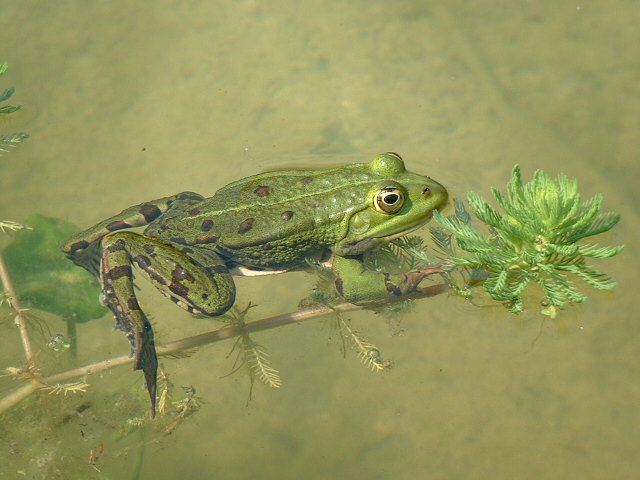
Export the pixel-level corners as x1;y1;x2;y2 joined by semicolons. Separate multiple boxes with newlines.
188;207;201;215
143;244;156;255
302;176;312;186
238;218;255;234
139;203;163;223
254;185;270;197
195;233;219;244
281;210;293;221
201;219;214;231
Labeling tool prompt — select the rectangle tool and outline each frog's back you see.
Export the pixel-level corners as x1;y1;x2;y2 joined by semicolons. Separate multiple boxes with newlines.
147;163;373;269
202;164;370;247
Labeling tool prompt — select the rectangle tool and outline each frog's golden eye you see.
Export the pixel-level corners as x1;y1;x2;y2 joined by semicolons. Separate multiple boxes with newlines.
374;187;405;214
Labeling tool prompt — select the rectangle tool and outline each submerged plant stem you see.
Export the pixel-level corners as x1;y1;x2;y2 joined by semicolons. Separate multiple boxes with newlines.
0;253;35;362
0;283;448;416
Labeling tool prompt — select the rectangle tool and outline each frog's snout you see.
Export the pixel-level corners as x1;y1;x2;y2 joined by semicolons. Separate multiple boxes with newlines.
421;180;448;210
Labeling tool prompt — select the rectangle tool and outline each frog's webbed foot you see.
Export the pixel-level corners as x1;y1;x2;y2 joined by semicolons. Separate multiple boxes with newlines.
137;320;158;416
385;264;448;296
108;297;159;417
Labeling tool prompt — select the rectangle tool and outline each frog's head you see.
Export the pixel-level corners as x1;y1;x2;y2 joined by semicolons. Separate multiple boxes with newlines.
333;152;448;256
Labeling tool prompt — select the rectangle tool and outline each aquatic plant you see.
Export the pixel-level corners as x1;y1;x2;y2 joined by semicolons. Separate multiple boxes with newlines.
0;220;31;233
222;302;282;397
0;62;28;156
432;166;622;316
3;214;107;323
334;313;389;372
1;62;30;242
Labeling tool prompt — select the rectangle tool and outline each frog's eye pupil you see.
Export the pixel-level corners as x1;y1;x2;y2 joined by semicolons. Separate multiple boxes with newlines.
384;194;399;205
375;187;404;214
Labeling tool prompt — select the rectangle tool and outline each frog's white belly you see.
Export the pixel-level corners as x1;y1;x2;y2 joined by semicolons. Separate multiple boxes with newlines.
230;265;289;277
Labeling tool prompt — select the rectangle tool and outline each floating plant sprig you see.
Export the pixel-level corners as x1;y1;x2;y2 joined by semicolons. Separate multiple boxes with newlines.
222;302;282;398
432;165;623;316
334;314;389;372
0;62;28;156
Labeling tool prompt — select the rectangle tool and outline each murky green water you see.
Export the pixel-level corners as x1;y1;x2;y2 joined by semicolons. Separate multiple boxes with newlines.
1;1;638;479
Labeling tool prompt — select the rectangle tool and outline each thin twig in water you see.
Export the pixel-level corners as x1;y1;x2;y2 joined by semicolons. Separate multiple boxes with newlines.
0;283;448;416
0;252;35;363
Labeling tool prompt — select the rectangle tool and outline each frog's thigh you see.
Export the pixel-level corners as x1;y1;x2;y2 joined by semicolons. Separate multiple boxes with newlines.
63;191;204;256
332;256;399;304
105;231;236;316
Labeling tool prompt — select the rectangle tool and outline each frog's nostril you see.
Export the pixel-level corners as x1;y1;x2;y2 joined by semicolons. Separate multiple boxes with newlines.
422;186;431;196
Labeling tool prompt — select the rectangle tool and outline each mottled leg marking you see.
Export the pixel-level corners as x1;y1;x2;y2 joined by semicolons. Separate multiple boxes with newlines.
63;192;204;275
99;231;235;416
101;235;159;416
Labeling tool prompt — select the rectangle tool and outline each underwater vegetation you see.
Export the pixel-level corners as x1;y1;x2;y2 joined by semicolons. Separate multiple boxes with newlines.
3;214;107;323
432;166;622;317
0;62;28;156
0;62;30;236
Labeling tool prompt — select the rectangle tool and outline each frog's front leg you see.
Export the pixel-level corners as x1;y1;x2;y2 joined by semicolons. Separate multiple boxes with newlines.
330;255;445;305
100;231;235;416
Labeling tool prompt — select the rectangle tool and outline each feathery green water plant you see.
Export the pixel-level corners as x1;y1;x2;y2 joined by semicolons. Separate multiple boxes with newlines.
0;62;28;156
433;166;623;316
222;303;282;398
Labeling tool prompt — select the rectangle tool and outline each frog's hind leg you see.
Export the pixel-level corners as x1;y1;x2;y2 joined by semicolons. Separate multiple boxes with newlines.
100;230;236;416
100;233;159;416
63;192;204;276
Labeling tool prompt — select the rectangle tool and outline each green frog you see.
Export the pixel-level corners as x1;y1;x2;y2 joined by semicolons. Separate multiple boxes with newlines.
63;152;447;415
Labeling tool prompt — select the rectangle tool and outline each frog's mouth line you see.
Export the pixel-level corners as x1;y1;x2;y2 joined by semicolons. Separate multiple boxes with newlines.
378;221;427;242
341;217;431;254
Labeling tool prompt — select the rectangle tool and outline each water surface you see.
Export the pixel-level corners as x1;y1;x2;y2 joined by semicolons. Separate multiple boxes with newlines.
0;2;638;479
